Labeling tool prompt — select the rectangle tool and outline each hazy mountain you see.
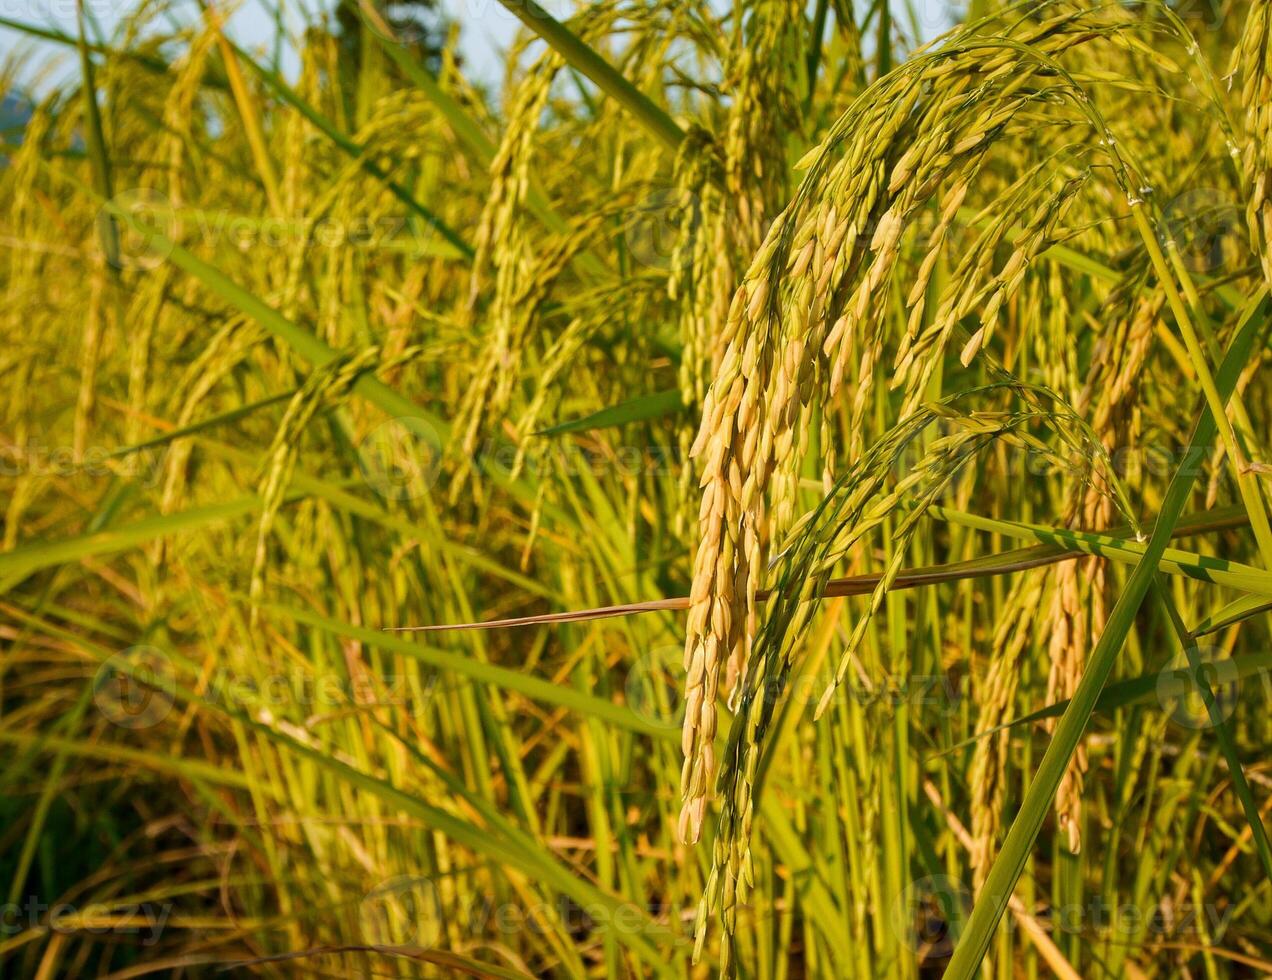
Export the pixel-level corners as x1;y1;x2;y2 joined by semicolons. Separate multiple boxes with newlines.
1;93;32;138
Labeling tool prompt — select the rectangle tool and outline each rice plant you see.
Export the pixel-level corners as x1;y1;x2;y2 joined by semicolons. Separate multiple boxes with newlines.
1;0;1272;975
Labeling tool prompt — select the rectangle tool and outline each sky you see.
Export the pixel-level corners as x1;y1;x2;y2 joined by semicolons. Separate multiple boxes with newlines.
0;0;523;92
2;2;955;102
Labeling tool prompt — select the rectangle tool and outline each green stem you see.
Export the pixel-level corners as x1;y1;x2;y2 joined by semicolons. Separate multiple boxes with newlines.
926;506;1272;598
496;0;686;152
876;0;892;77
1132;206;1272;567
804;0;830;113
231;41;475;260
204;2;283;216
943;288;1270;979
357;5;608;276
1153;586;1272;881
1163;236;1267;498
74;0;118;267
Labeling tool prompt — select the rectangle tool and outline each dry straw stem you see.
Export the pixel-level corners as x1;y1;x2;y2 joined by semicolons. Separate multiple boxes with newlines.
389;501;1254;632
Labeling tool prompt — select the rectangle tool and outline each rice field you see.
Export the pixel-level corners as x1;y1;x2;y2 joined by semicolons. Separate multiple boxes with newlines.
2;0;1272;975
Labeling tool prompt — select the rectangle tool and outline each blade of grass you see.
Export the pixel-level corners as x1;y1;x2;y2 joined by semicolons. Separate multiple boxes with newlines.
940;649;1272;753
102;389;298;460
926;505;1272;598
356;2;605;276
943;287;1270;979
390;506;1251;632
228;39;474;260
0;15;171;81
1193;594;1272;636
495;0;686;153
804;0;831;112
73;0;117;268
263;601;676;740
536;389;681;436
0;494;298;593
0;731;259;790
1154;585;1272;881
0;437;558;600
203;2;284;216
1131;206;1272;567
